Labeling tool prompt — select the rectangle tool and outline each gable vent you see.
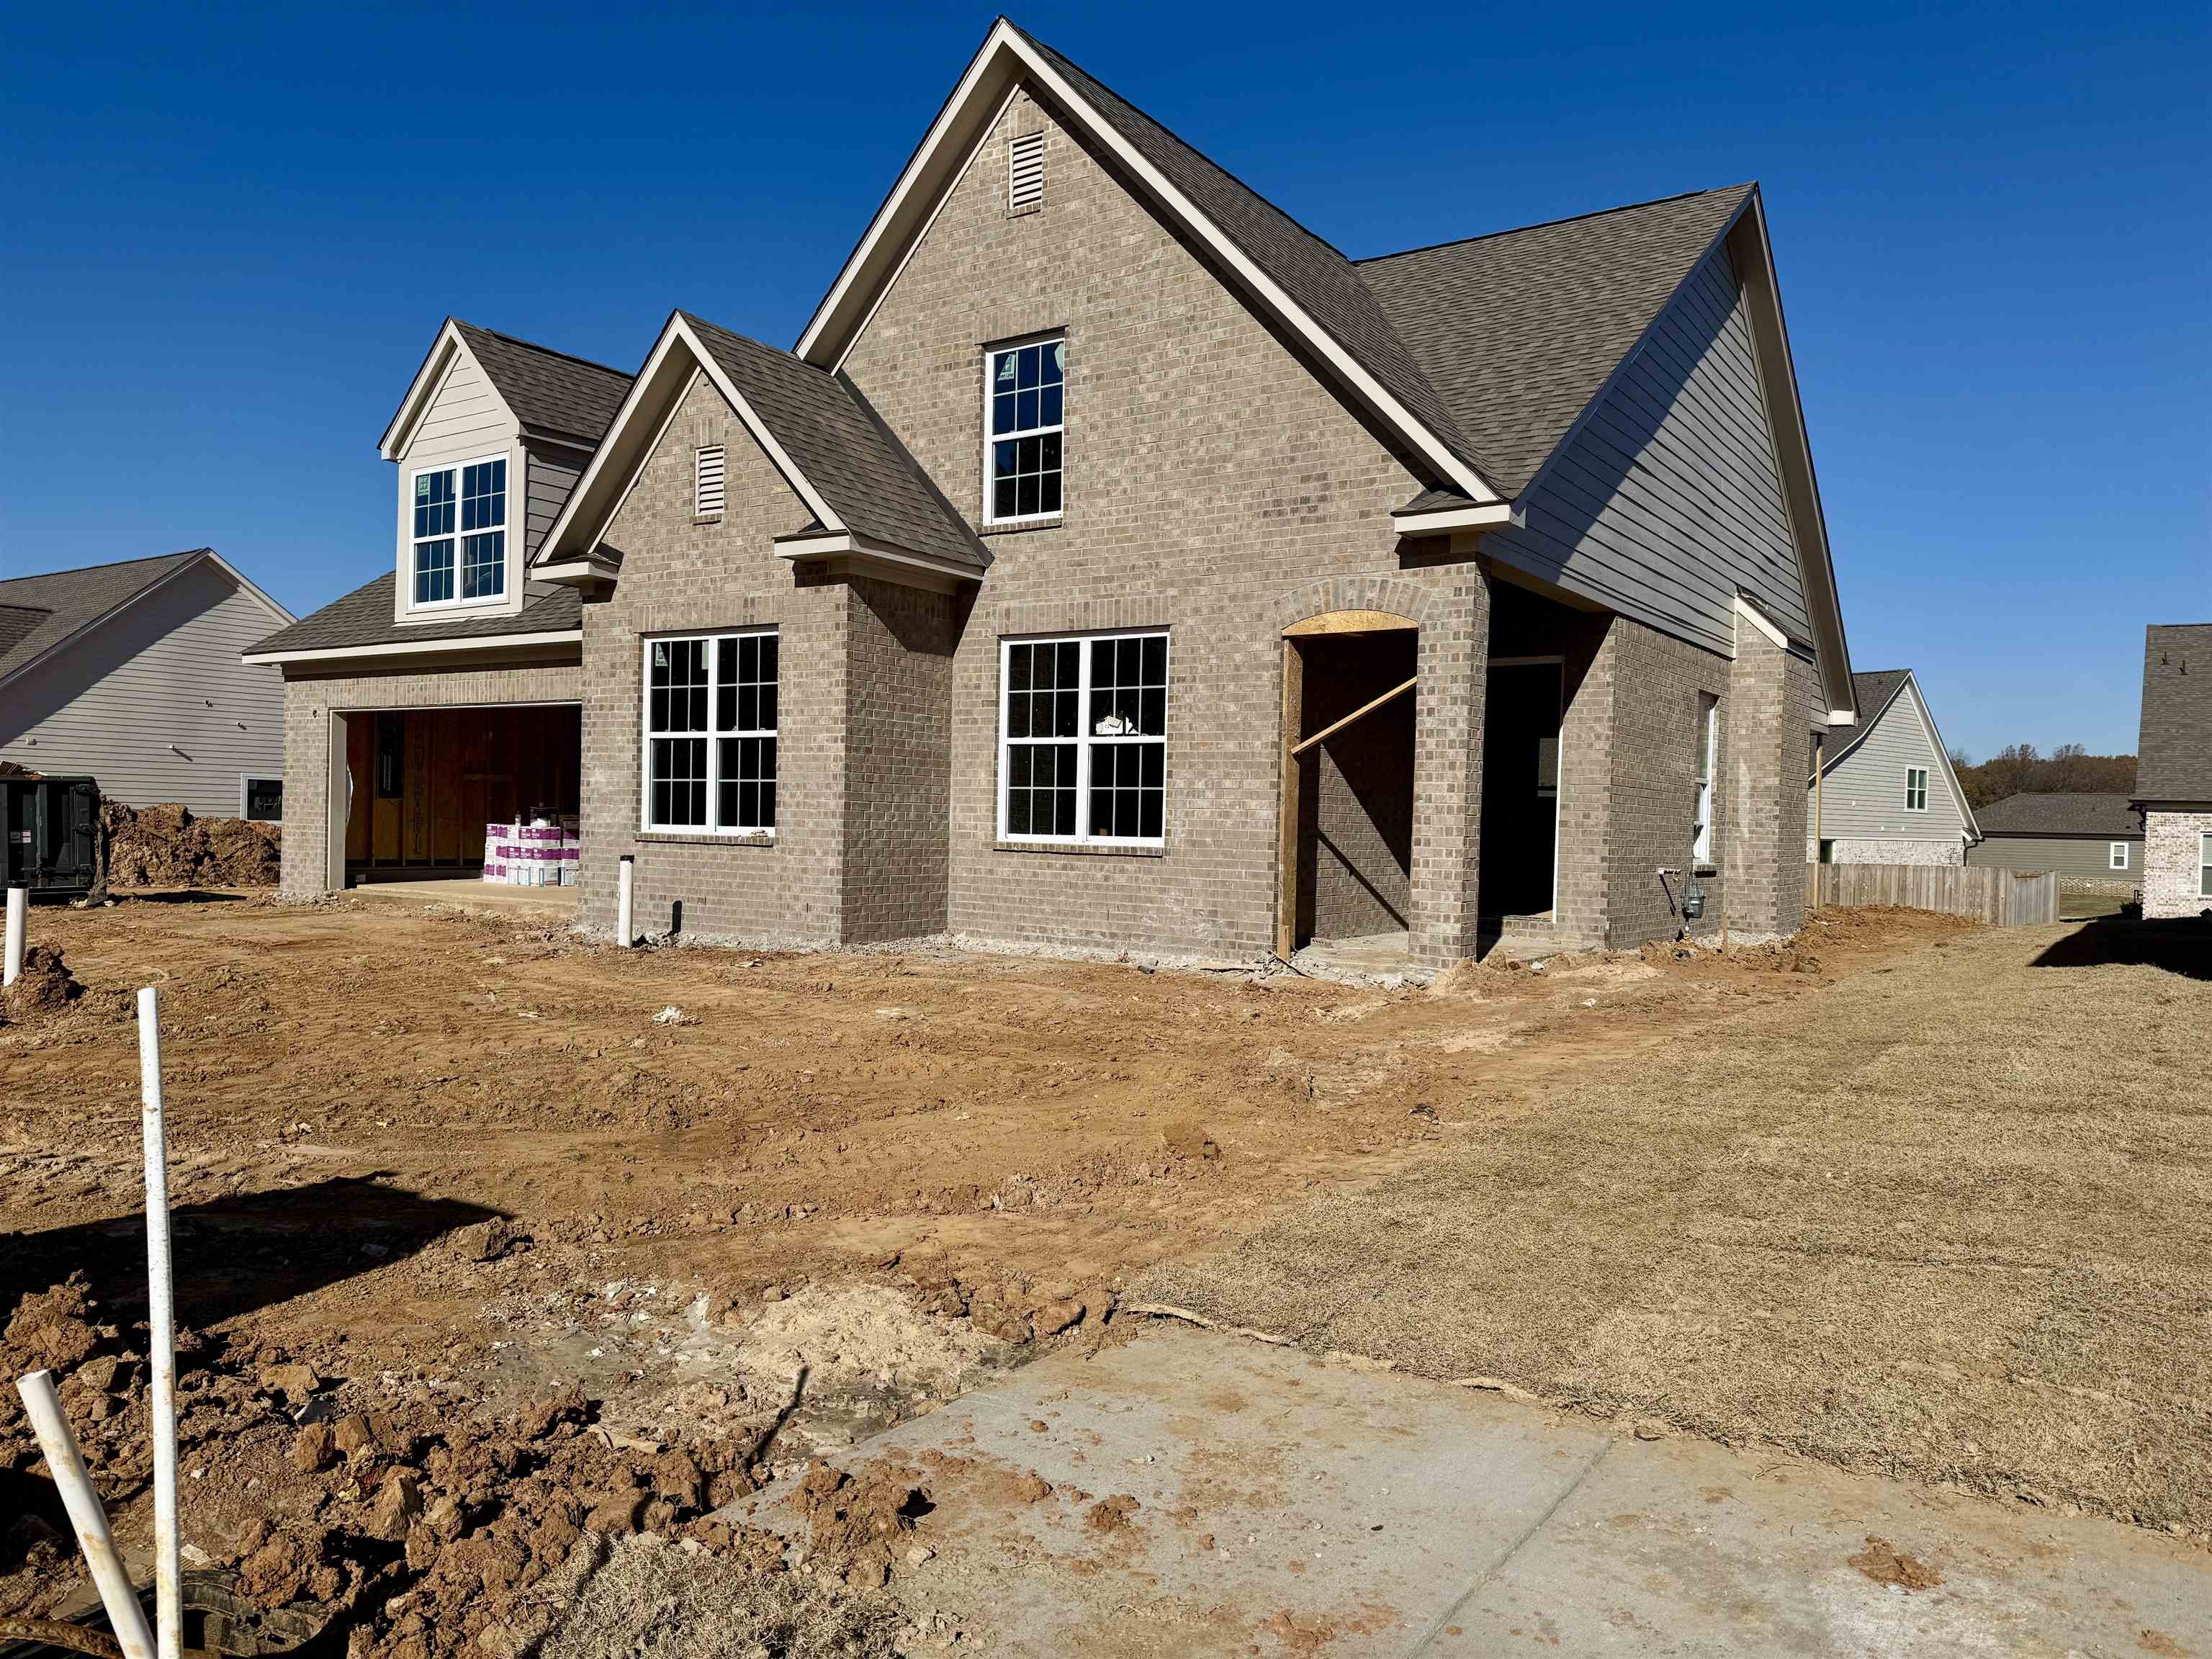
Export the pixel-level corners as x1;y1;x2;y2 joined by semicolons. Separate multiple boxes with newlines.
694;446;725;517
1007;131;1045;214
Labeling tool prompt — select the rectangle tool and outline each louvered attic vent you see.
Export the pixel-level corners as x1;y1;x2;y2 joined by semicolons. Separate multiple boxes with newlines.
694;446;725;517
1008;131;1044;214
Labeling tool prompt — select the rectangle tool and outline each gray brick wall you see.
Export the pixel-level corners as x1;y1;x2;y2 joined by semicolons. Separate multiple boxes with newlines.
277;660;583;901
1604;617;1732;947
838;86;1495;965
1723;616;1812;938
842;577;957;943
577;373;851;947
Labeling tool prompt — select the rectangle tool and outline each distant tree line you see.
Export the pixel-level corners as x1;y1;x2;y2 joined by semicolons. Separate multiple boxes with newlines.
1945;743;2137;809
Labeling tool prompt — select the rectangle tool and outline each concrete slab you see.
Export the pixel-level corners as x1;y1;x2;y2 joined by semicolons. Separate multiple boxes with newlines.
734;1326;2211;1657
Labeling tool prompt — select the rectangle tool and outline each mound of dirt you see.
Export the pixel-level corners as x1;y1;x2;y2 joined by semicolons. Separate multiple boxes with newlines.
0;760;40;780
1;944;81;1022
103;800;279;887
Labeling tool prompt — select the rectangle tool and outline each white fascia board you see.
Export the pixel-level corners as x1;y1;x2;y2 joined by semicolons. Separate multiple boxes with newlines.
773;531;979;583
1825;709;1858;726
673;315;845;534
1391;501;1515;535
1899;673;1981;840
795;21;1503;506
532;323;693;570
201;550;296;626
379;320;500;461
240;629;581;666
1732;594;1789;652
533;557;616;585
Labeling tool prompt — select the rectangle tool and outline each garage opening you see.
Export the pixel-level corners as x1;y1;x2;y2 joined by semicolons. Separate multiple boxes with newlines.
336;704;580;884
1277;613;1418;968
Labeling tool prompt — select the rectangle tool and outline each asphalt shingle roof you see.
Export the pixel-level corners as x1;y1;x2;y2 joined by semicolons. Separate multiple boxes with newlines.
1357;186;1755;497
2137;624;2212;801
0;552;211;684
1975;793;2141;838
454;323;633;446
683;313;987;571
245;572;579;658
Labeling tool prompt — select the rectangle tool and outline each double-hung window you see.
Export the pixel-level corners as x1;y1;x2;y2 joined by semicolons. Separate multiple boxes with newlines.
411;456;506;605
985;337;1064;523
1691;693;1718;867
999;631;1166;845
1905;767;1929;812
2200;832;2211;899
2110;841;2131;871
642;631;778;835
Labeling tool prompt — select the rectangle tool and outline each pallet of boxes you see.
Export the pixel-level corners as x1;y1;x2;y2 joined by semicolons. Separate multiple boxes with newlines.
482;814;580;888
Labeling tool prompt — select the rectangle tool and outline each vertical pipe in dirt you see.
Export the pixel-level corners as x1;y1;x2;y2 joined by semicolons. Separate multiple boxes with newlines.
16;1369;158;1659
618;855;635;948
138;986;180;1659
4;884;24;986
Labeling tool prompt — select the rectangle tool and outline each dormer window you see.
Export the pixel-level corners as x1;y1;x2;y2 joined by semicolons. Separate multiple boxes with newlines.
412;456;506;606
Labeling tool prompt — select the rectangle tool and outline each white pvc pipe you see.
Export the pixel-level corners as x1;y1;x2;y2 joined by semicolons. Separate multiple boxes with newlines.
137;986;180;1659
4;884;25;987
617;855;635;948
16;1369;158;1659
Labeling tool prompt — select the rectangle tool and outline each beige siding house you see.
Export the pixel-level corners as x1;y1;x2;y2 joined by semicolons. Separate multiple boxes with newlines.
1;550;292;817
249;19;1861;968
1809;669;1977;864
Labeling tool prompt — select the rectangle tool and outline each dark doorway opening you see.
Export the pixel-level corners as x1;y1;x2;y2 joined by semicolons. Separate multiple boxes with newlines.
1480;660;1562;921
1279;624;1417;960
341;703;580;882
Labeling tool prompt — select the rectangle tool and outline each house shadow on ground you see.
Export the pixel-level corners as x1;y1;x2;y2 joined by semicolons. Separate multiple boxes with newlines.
0;1176;502;1335
2031;917;2212;982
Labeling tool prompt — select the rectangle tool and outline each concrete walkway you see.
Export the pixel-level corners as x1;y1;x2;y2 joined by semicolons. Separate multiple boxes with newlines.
748;1326;2209;1658
346;876;577;917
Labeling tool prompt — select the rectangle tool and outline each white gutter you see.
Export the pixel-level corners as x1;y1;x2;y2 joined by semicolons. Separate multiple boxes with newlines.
240;629;582;667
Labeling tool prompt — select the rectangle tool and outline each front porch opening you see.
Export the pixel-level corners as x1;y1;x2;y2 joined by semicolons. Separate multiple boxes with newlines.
334;703;580;886
1277;615;1417;965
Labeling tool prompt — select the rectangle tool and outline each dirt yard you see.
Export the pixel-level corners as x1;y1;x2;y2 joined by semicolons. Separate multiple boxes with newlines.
1;892;2206;1652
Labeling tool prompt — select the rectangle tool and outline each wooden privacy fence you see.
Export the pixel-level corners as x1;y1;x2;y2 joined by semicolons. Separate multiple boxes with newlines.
1806;863;2059;927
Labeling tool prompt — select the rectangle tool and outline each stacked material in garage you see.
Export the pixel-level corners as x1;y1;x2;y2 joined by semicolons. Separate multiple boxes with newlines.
482;819;580;886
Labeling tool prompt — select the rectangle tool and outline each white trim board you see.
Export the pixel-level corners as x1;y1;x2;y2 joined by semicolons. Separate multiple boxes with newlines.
793;19;1503;507
240;629;582;667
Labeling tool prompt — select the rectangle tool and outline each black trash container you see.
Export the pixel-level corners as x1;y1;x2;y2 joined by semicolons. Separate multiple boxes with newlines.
1;775;102;896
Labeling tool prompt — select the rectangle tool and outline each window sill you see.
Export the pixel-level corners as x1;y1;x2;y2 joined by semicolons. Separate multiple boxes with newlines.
993;840;1164;858
979;516;1064;538
635;831;775;849
1694;864;1719;878
693;514;723;526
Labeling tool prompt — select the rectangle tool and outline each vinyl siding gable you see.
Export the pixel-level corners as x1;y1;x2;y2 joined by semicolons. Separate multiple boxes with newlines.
524;439;590;560
391;345;526;624
0;559;287;816
1483;243;1811;662
1815;682;1968;845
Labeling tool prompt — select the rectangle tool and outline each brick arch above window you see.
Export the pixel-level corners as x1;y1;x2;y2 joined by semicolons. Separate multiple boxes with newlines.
1269;575;1439;637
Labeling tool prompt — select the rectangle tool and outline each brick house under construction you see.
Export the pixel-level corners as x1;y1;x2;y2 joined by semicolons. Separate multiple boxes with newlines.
246;19;1858;969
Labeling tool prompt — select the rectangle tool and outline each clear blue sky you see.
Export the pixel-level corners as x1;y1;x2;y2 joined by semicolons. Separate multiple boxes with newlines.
4;2;2204;759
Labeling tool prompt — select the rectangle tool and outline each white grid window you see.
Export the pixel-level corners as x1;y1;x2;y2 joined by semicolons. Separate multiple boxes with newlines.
1905;767;1929;812
1691;693;1718;866
695;446;725;517
999;631;1166;845
985;338;1064;523
411;455;505;605
642;631;777;835
2110;841;2130;871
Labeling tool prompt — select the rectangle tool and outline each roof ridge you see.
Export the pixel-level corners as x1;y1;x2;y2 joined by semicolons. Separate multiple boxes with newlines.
1354;184;1756;266
452;320;634;381
0;549;210;590
1004;22;1355;264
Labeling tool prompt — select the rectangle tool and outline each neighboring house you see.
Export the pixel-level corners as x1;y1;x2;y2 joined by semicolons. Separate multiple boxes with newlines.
1966;793;2142;886
2133;623;2212;920
1;550;293;819
1808;669;1976;864
246;19;1858;966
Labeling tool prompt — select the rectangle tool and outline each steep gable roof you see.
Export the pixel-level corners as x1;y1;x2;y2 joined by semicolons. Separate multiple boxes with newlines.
1358;186;1754;497
534;312;985;588
452;323;634;448
2136;623;2212;801
0;550;290;690
380;318;634;459
1817;667;1978;837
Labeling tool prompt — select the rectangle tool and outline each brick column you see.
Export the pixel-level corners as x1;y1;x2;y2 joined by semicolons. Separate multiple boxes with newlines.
1725;618;1811;938
1408;570;1490;966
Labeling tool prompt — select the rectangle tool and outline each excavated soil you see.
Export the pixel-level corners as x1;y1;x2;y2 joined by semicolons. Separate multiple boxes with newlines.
2;891;2203;1647
101;801;280;888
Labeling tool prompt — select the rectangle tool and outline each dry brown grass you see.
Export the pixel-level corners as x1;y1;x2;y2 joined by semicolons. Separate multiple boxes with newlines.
1141;915;2212;1534
539;1537;903;1659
